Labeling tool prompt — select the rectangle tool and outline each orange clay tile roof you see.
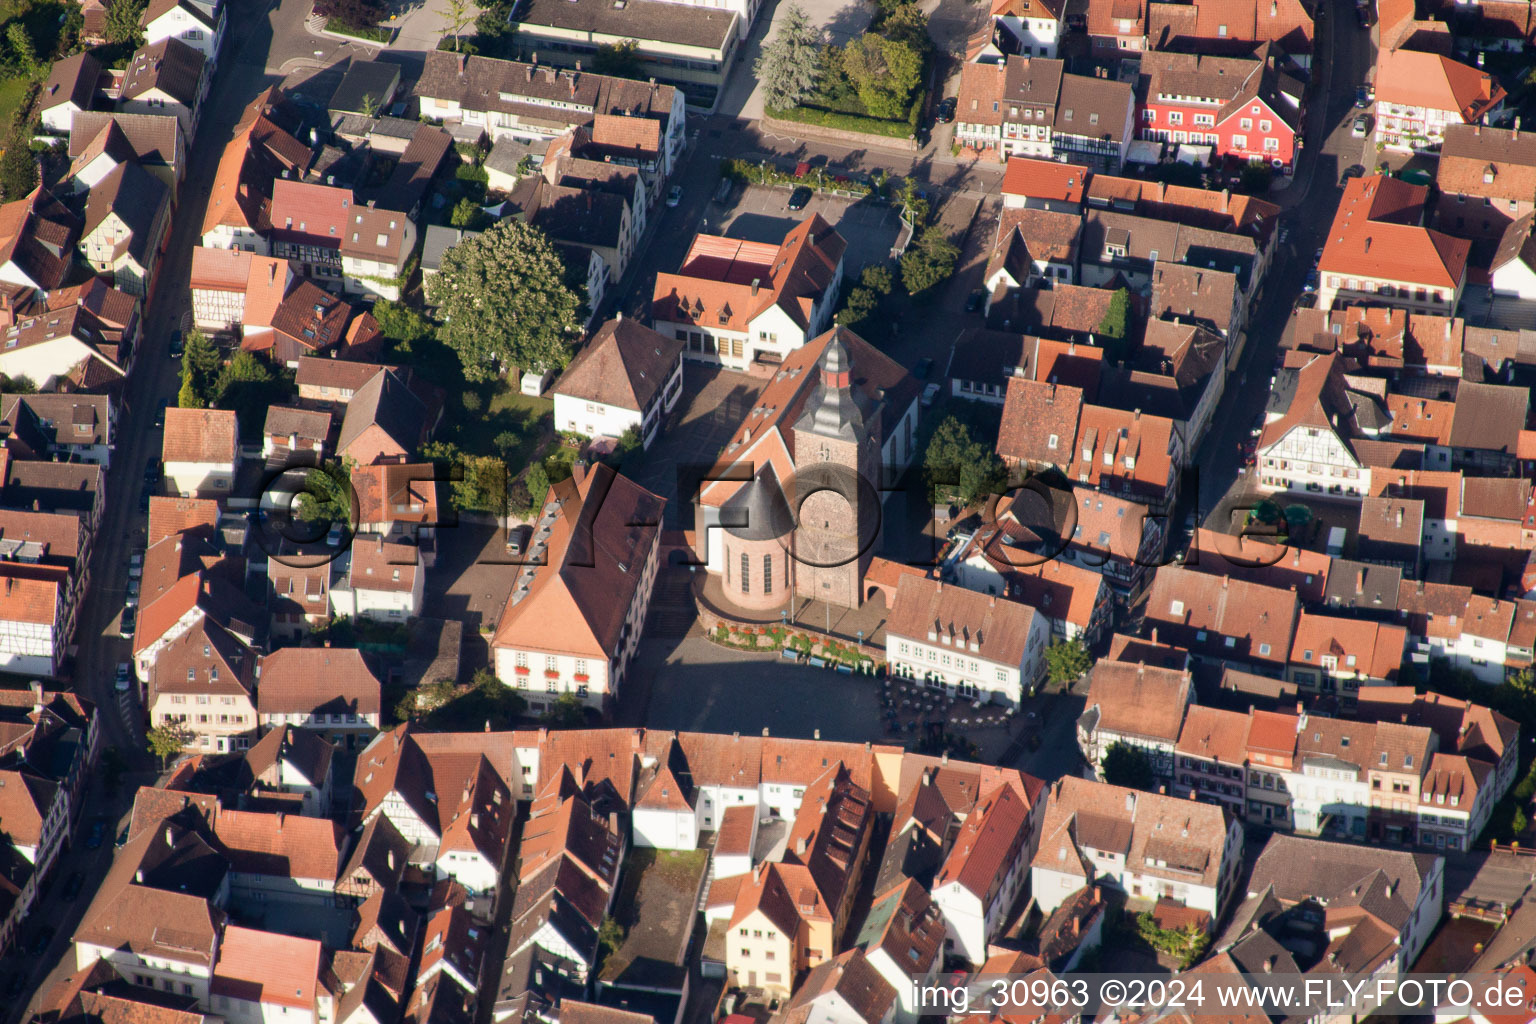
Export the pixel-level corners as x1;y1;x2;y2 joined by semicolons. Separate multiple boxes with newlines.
1375;48;1505;124
957;61;1007;126
256;647;381;716
1288;611;1408;681
730;860;831;932
1143;564;1298;668
555;316;683;413
1176;705;1251;765
0;566;62;625
652;214;845;334
1084;661;1192;744
1001;158;1089;203
492;464;663;660
1318;175;1469;289
350;463;442;529
1187;528;1331;604
996;378;1083;465
162;407;237;464
213;807;346;882
936;782;1031;898
590;113;660;155
1384;394;1455;445
1066;404;1178;501
213;924;321;1010
887;575;1041;668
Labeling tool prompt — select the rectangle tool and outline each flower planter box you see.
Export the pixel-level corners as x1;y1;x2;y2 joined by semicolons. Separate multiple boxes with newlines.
514;667;530;675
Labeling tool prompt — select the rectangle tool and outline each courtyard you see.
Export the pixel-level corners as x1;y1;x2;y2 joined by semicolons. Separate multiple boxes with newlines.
715;185;905;278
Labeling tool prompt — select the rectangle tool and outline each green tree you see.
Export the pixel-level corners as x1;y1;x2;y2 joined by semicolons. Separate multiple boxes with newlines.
450;196;487;230
294;460;355;524
1096;287;1132;362
1246;497;1285;527
838;286;880;329
522;462;551;514
178;328;220;408
427;219;582;379
1044;638;1092;687
104;0;147;46
840;35;921;120
371;300;433;356
924;415;1005;506
146;722;188;768
440;0;478;52
859;264;894;296
593;38;644;78
900;227;959;296
212;350;282;430
754;3;822;111
1283;503;1313;533
7;24;38;79
597;915;625;962
542;693;588;728
606;425;643;471
878;2;933;56
0;127;37;202
1102;741;1156;791
897;177;929;225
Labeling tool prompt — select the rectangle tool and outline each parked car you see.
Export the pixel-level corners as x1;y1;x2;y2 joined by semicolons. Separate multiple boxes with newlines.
115;662;132;692
913;357;933;379
27;927;54;958
119;607;136;639
1340;164;1365;184
505;524;531;555
326;522;345;547
85;817;106;849
115;826;129;848
1356;5;1369;27
935;96;956;124
143;458;160;483
794;161;812;178
965;289;985;313
787;186;813;210
921;382;941;407
128;552;143;579
168;330;183;358
1351;114;1370;137
1304;268;1319;293
138;481;153;512
61;872;84;901
126;577;140;603
666;185;683;208
714;177;733;203
153;398;170;428
1355;85;1371;108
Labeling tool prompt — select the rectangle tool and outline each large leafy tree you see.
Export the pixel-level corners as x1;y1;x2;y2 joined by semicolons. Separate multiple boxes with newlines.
900;227;958;296
1044;638;1092;687
213;350;284;435
924;415;1005;506
146;722;188;768
104;0;147;46
178;329;221;408
427;220;582;379
755;4;822;111
840;35;921;120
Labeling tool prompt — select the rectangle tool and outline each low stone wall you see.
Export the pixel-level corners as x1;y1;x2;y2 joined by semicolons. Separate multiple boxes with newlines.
760;114;921;154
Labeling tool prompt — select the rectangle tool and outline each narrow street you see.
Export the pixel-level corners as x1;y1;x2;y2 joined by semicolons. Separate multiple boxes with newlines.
3;4;289;1016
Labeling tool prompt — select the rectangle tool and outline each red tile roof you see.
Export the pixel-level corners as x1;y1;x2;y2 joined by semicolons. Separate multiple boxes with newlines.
162;407;237;464
1318;175;1470;290
213;924;321;1011
1001;158;1089;203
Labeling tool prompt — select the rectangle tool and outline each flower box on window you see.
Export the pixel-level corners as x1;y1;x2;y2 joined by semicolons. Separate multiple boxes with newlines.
574;673;589;683
544;669;560;679
514;666;530;675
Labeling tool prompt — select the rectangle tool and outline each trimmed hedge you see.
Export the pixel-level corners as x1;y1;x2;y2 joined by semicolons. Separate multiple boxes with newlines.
325;17;392;41
767;103;914;140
